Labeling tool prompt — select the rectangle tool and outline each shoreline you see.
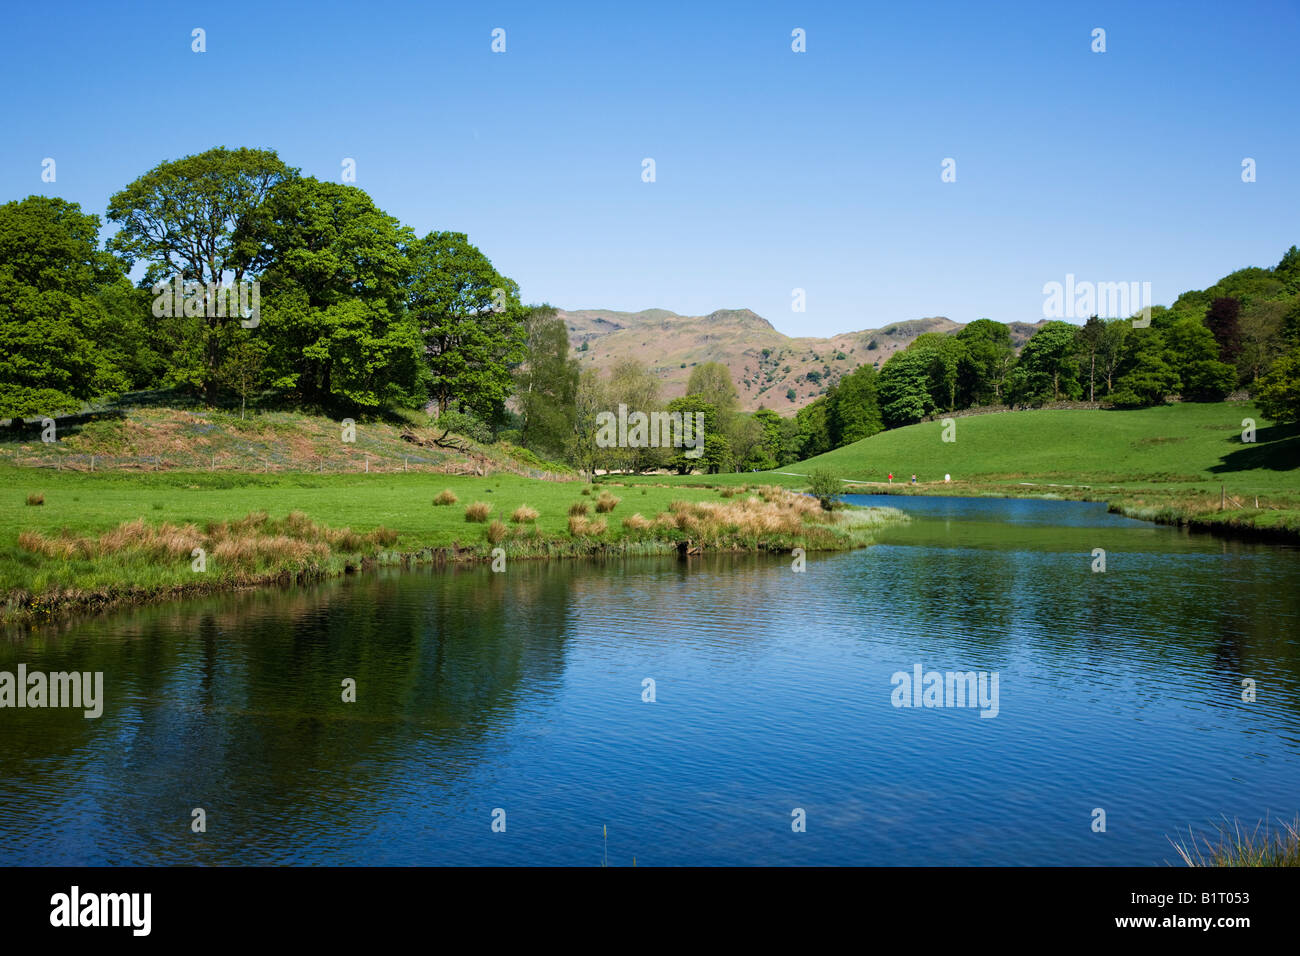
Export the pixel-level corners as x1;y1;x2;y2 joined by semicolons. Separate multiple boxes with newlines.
3;496;905;626
830;481;1300;545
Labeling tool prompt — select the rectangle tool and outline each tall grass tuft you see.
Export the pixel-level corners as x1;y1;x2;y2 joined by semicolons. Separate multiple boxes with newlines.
595;492;621;513
568;501;590;517
25;493;44;506
486;519;507;544
622;513;652;533
1170;816;1300;867
511;505;540;524
433;489;458;506
464;501;493;522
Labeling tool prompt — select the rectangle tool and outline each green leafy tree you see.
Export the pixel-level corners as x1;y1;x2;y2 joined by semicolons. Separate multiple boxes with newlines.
255;178;421;410
665;394;729;474
807;468;840;511
107;146;294;400
1255;345;1300;423
746;408;784;470
568;367;609;479
606;358;664;472
827;363;883;445
217;334;269;418
1010;321;1081;403
0;196;132;416
515;304;579;459
1110;329;1180;406
1166;317;1236;401
407;231;524;419
955;318;1014;405
878;348;937;427
793;396;832;458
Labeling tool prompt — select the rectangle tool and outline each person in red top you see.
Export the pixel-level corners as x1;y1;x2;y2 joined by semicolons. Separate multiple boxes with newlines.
887;473;894;484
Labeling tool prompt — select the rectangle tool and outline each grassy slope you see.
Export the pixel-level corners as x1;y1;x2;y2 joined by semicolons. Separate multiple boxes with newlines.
0;401;571;477
616;402;1300;536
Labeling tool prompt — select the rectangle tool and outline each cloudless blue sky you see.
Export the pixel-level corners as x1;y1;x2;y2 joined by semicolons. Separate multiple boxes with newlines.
3;0;1297;336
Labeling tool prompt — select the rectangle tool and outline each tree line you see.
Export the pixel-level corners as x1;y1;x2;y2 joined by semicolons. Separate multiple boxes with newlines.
1;145;1297;474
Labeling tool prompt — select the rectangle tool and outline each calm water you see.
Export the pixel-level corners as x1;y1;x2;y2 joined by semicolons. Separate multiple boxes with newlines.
2;495;1298;866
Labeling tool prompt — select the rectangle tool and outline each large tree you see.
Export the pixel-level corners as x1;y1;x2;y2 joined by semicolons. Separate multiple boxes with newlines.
407;231;524;418
826;362;883;445
0;196;132;416
107;147;294;400
1009;321;1081;403
955;318;1014;405
515;304;579;459
253;177;420;410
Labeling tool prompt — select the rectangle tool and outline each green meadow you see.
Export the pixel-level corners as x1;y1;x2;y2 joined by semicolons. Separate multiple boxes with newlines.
613;402;1300;536
1;465;898;619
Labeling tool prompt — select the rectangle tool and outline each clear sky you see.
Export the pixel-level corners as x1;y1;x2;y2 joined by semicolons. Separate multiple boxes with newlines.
2;0;1297;336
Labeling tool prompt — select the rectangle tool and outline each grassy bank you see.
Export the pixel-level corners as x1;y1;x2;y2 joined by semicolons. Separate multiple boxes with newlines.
2;467;905;621
615;402;1300;541
1171;817;1300;867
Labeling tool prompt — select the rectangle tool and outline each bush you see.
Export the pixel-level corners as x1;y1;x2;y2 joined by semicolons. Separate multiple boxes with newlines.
433;409;493;444
622;513;652;532
464;502;492;522
433;489;458;506
807;469;840;511
511;505;539;524
567;515;607;536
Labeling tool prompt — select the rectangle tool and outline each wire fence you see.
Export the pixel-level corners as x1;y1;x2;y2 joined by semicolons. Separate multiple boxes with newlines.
0;446;570;481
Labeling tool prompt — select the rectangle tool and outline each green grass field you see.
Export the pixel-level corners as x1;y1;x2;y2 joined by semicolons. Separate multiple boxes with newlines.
613;402;1300;536
1;466;898;619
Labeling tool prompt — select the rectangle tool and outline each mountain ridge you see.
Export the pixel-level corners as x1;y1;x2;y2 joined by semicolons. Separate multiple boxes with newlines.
558;307;1046;411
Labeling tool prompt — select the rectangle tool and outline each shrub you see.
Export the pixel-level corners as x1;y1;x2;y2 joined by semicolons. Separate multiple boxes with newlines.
622;513;652;532
568;515;607;536
807;469;840;511
465;502;492;522
511;505;539;524
433;489;458;506
25;493;44;506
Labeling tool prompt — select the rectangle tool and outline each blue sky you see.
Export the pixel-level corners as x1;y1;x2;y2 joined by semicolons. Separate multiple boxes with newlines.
2;0;1297;336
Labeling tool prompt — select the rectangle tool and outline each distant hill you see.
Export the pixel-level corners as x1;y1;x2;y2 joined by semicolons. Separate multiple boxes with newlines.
559;308;1046;412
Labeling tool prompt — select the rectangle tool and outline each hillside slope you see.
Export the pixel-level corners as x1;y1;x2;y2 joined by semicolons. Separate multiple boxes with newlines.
791;402;1298;495
559;307;1045;411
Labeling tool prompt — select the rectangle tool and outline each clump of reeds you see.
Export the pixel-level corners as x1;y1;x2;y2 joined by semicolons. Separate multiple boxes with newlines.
25;493;44;506
568;501;590;517
595;492;620;513
486;519;507;545
568;515;607;537
621;513;652;532
511;505;539;524
580;486;592;495
15;511;397;569
1170;816;1300;867
464;502;492;522
433;489;458;506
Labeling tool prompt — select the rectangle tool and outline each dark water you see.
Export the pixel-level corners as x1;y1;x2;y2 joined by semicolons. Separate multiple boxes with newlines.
2;495;1298;866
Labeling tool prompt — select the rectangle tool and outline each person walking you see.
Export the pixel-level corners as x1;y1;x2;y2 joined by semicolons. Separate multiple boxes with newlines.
887;472;894;485
911;473;917;485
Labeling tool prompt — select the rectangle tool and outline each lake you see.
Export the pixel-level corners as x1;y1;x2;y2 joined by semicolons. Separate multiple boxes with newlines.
2;494;1298;865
